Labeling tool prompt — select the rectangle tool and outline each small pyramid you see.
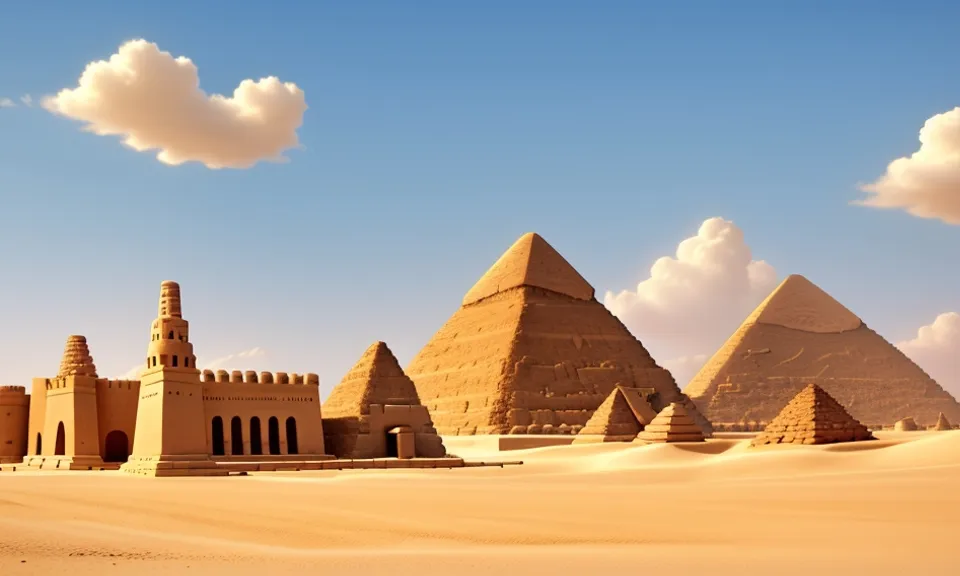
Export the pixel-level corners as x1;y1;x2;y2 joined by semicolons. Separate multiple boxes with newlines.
687;274;960;428
751;384;874;447
462;232;595;305
574;386;657;443
57;335;98;378
894;417;919;431
323;341;446;459
636;402;705;443
933;412;953;431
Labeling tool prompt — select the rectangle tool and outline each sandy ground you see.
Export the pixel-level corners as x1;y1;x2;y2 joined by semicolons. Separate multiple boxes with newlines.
2;431;959;575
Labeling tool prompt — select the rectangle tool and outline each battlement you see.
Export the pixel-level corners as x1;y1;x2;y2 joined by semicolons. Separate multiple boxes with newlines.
99;379;140;391
43;374;98;391
0;385;26;394
200;369;319;386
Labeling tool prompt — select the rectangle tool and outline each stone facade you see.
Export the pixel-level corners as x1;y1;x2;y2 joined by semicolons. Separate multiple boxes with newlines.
406;232;713;437
687;275;960;429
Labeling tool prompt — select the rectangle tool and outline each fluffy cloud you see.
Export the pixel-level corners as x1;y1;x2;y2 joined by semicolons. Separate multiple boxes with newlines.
43;39;307;169
856;107;960;225
897;312;960;396
116;346;269;380
604;217;778;386
0;98;14;108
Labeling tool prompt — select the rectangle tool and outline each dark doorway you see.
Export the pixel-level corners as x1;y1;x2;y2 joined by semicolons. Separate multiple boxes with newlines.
55;422;66;456
385;431;398;458
250;417;262;455
104;430;130;462
231;416;244;455
286;417;298;455
36;433;42;455
211;417;225;456
268;417;280;455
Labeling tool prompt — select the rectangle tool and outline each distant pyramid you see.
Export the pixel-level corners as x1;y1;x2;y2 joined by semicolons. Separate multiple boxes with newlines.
751;384;875;446
323;341;446;459
933;412;953;431
686;274;960;428
636;402;705;443
407;232;713;436
573;386;658;443
894;417;919;431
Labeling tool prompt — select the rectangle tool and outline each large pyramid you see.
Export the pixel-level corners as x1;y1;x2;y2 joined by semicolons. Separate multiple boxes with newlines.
750;384;875;446
686;274;960;428
406;232;712;436
323;341;446;458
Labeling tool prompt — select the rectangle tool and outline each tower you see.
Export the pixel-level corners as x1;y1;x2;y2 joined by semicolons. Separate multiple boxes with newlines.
120;281;226;476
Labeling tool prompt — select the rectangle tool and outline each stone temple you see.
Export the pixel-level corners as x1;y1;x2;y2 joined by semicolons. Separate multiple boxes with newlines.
406;232;712;436
686;274;960;429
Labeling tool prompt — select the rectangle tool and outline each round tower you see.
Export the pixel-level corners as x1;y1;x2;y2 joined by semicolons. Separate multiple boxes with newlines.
144;281;198;374
58;335;98;378
0;385;29;463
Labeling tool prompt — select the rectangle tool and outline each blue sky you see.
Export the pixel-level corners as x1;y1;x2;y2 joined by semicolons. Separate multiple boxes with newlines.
1;1;958;397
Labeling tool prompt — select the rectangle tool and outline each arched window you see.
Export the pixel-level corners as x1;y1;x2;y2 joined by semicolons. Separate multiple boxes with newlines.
286;417;298;455
268;417;280;455
172;355;178;367
104;430;130;462
55;422;66;456
35;433;42;455
250;417;262;455
230;416;244;455
211;417;225;456
168;330;174;339
184;357;190;368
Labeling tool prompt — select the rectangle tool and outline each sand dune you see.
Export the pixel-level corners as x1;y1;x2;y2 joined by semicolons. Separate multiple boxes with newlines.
2;432;959;574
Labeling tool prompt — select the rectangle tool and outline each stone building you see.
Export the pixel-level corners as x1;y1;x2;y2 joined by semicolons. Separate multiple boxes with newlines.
12;281;326;474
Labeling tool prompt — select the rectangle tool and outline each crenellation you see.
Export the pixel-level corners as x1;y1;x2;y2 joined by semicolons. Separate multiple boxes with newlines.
244;371;258;383
260;371;274;384
276;372;289;384
202;370;215;382
230;370;243;383
215;370;229;383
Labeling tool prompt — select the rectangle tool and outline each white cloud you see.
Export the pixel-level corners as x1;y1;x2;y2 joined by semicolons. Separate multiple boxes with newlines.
20;95;32;107
604;217;778;387
897;312;960;397
43;39;307;169
115;346;269;380
856;107;960;225
0;98;15;108
660;354;710;393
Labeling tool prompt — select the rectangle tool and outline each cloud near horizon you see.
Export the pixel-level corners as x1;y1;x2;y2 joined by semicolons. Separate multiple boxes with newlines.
43;39;307;169
0;97;15;108
897;312;960;397
856;107;960;225
116;346;269;380
603;217;779;387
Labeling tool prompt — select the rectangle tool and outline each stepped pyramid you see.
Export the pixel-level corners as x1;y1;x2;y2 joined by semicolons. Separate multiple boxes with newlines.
933;412;953;431
323;341;446;458
407;232;712;436
751;384;875;446
686;274;960;428
636;402;705;443
573;386;658;443
57;335;98;377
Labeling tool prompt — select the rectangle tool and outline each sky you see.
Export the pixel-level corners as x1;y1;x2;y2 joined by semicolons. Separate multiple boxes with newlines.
0;1;958;399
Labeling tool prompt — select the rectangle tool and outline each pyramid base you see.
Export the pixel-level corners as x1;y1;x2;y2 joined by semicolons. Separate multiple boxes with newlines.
571;434;638;444
120;455;229;477
636;433;705;443
752;433;876;447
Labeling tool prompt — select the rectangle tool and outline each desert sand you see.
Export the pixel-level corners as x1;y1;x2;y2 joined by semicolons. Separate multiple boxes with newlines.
2;431;959;575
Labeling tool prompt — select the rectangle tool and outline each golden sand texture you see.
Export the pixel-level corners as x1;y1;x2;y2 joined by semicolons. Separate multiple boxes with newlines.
2;431;960;574
322;341;445;459
407;233;712;436
751;383;874;446
687;275;960;428
636;402;705;443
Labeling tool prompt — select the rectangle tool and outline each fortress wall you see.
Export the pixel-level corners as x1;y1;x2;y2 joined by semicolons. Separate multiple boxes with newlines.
26;378;48;457
201;370;324;456
41;375;101;458
94;379;140;460
0;386;29;463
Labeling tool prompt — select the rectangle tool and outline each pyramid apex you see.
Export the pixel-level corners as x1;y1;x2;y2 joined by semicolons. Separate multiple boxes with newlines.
746;274;861;333
462;232;595;305
358;340;404;378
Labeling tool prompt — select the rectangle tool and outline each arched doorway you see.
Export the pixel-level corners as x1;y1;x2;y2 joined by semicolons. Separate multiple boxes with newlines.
104;430;130;462
268;417;280;455
35;433;42;455
250;417;263;455
211;417;225;456
231;416;244;455
286;417;298;455
54;422;66;456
